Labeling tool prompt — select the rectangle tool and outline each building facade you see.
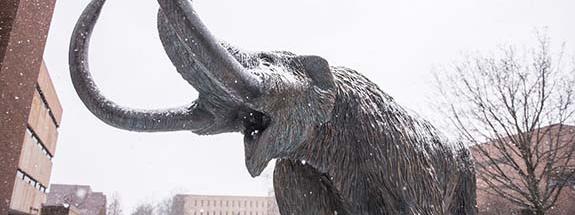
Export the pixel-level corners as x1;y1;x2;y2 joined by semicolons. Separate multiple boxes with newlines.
7;62;63;215
472;124;575;215
45;184;107;215
41;205;80;215
173;195;280;215
1;0;58;214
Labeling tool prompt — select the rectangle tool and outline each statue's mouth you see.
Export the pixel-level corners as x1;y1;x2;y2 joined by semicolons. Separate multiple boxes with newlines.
241;110;272;176
242;110;271;152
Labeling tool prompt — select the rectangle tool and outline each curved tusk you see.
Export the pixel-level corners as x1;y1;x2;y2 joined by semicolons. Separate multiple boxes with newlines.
157;0;262;102
69;0;213;132
157;9;230;101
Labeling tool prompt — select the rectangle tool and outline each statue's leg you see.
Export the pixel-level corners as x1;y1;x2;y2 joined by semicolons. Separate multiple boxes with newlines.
273;159;349;215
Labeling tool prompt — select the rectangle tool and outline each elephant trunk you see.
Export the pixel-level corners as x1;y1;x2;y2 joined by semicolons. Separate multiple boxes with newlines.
69;0;213;132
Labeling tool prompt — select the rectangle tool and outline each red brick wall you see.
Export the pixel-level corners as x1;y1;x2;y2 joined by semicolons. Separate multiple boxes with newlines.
472;125;575;214
0;0;56;213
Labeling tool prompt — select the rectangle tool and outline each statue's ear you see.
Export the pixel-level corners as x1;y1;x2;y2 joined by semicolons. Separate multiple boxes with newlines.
297;55;335;91
296;55;336;124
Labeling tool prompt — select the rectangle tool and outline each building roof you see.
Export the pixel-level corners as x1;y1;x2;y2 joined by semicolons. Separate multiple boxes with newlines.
46;184;106;215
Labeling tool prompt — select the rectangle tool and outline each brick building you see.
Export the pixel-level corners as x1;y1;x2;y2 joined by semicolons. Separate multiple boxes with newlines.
1;0;59;214
45;184;107;215
41;205;80;215
173;194;280;215
472;124;575;214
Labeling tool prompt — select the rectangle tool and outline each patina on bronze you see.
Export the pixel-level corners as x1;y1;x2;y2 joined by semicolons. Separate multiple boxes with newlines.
70;0;477;214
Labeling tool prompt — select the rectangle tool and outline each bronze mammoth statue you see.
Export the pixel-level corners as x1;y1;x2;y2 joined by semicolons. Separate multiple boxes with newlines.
70;0;477;214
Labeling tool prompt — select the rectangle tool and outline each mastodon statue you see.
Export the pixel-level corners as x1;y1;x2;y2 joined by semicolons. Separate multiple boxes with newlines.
70;0;477;214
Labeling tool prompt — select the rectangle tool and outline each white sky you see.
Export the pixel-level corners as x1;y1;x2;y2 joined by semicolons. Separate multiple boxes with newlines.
43;0;575;212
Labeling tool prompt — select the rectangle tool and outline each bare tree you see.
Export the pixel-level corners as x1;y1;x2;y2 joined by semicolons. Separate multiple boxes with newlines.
131;202;155;215
435;34;575;215
107;192;123;215
155;196;175;215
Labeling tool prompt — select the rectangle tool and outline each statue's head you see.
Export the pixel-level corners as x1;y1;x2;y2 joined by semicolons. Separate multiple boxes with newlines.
71;0;336;176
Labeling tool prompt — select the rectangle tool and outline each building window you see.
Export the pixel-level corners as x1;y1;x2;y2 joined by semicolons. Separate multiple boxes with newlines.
17;169;47;193
16;170;24;179
23;175;31;184
26;129;32;138
35;86;59;127
26;127;53;160
31;134;38;144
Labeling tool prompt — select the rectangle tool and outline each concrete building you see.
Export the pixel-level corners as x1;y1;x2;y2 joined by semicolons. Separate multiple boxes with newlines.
173;194;280;215
471;124;575;215
45;184;107;215
1;0;59;214
8;62;63;215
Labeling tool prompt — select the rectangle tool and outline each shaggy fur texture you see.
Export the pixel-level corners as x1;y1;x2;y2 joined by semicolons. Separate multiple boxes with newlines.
272;67;477;214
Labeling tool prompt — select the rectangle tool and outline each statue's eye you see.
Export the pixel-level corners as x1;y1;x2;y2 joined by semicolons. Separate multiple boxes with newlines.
259;54;275;67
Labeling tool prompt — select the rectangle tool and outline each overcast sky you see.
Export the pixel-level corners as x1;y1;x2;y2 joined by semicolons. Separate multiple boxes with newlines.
43;0;575;212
